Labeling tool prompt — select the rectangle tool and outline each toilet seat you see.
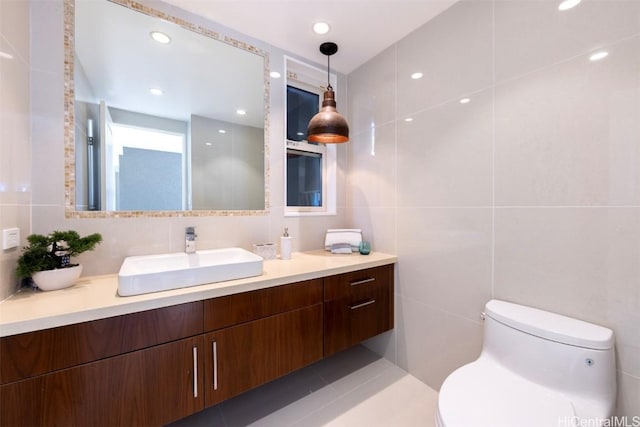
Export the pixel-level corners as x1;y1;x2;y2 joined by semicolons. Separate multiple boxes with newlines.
436;358;576;427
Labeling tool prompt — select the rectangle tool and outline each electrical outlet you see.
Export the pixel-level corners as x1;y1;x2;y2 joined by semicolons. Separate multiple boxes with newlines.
2;227;20;250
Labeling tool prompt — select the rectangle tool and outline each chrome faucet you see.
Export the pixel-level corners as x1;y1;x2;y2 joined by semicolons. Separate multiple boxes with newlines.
185;226;197;254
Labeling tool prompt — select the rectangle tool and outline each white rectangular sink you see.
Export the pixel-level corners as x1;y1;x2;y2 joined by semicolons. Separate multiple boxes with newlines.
118;247;264;297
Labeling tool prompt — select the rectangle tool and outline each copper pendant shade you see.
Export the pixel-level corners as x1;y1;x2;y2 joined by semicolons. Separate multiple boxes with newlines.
307;42;349;143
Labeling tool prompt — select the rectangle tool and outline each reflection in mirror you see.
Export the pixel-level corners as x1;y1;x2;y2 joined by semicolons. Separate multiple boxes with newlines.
66;0;269;216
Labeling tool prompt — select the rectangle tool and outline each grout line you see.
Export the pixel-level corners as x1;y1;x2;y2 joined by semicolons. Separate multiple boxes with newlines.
617;369;640;381
491;0;496;300
401;293;486;326
393;40;400;362
391;205;640;209
495;205;640;209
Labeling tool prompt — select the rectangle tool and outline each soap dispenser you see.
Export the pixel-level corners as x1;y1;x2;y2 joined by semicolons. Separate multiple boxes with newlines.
280;228;292;260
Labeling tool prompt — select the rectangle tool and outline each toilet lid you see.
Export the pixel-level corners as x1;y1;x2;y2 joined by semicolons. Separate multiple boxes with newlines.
438;360;576;427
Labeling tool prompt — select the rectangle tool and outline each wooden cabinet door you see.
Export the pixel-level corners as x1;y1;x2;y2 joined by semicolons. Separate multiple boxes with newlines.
0;336;204;427
203;304;323;406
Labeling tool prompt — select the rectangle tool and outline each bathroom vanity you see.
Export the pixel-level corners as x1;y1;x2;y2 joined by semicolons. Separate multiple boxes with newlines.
0;251;395;426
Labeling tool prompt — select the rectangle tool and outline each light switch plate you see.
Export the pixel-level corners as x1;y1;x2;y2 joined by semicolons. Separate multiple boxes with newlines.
2;227;20;250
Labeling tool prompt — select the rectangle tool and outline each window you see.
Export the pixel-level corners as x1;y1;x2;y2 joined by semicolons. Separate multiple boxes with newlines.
286;86;319;142
284;57;337;216
287;148;323;207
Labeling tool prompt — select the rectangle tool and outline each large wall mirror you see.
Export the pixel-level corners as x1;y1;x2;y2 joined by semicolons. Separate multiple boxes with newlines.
64;0;269;217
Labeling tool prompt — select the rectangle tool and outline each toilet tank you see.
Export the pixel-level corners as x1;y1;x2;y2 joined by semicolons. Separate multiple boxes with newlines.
481;300;616;418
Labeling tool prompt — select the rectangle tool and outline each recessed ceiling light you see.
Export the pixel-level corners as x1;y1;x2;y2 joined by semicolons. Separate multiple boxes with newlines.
589;51;608;62
149;88;163;96
411;72;423;80
0;51;14;60
459;98;471;104
218;129;227;134
270;71;281;79
150;31;171;44
404;117;413;122
236;109;247;115
558;0;581;11
313;22;330;35
205;142;213;146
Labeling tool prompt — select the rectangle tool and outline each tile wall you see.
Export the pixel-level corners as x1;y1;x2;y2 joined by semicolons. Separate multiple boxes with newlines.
25;0;348;279
0;0;31;300
347;0;640;417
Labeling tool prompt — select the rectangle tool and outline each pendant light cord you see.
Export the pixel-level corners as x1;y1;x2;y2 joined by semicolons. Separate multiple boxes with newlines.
327;54;332;91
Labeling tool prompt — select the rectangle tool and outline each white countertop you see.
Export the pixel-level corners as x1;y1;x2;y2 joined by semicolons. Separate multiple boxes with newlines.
0;250;396;337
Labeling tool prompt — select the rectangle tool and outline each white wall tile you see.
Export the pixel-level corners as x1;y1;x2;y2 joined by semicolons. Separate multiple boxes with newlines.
31;69;65;206
616;371;640;419
0;257;20;301
396;296;483;390
348;45;396;136
0;37;31;206
495;36;640;207
397;89;493;207
347;122;396;209
396;0;493;116
363;328;397;365
0;0;30;63
495;0;640;83
397;207;492;321
28;0;64;74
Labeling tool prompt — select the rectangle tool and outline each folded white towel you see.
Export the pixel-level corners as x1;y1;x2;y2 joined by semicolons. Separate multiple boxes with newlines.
324;229;362;251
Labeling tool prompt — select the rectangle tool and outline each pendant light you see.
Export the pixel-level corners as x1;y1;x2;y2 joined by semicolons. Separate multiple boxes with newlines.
307;42;349;143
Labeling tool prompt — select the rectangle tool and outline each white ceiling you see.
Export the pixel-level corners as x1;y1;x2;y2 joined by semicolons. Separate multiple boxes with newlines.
161;0;459;74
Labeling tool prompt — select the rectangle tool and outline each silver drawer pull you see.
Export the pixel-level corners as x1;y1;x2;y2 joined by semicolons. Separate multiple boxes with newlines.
192;346;198;398
349;299;376;310
349;277;376;286
212;341;218;391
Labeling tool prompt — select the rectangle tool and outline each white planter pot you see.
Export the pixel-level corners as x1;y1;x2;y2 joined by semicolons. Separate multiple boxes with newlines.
32;265;83;291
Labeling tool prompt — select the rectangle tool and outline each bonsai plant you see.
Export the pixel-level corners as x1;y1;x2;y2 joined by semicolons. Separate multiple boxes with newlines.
17;230;102;291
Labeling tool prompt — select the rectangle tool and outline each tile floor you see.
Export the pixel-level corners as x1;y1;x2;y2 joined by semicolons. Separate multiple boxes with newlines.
171;345;439;427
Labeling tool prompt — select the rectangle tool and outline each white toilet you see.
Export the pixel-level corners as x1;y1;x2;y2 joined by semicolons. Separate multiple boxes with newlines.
436;300;616;427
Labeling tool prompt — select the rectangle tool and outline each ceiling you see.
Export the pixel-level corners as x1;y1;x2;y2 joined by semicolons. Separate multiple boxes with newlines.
161;0;459;74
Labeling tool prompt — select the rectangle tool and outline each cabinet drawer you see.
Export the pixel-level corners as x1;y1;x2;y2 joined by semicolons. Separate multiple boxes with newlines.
324;264;393;302
204;279;323;332
324;265;394;357
0;301;203;385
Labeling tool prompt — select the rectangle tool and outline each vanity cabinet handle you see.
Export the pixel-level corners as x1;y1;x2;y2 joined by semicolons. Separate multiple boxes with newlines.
349;299;376;310
192;346;198;398
349;277;375;287
212;341;218;391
